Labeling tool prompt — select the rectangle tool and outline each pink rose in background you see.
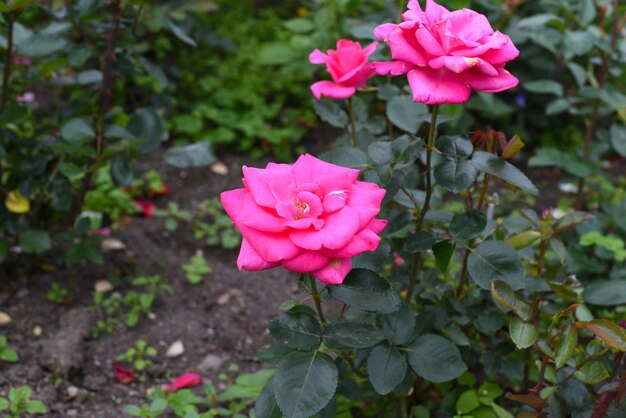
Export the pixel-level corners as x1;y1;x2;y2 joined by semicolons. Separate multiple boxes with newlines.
309;39;378;100
16;92;35;103
373;0;519;104
220;154;387;285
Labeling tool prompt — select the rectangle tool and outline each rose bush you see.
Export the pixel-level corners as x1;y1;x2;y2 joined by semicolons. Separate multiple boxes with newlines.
309;39;378;100
373;0;519;104
220;154;386;284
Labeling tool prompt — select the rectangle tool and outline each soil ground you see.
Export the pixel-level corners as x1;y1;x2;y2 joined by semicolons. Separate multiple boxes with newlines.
0;147;327;417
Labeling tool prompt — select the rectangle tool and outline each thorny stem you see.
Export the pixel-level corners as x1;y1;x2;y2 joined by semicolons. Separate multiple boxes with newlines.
348;97;357;147
1;13;15;113
592;355;626;418
406;105;439;301
576;0;621;209
307;275;327;327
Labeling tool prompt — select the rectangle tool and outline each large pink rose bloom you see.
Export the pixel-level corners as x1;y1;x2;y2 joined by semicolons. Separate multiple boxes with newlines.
309;39;378;100
373;0;519;104
220;154;387;285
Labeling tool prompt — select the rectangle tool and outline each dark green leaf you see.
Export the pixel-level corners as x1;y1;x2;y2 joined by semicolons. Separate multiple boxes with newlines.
18;35;67;57
19;230;51;254
508;318;538;349
165;141;217;168
367;344;407;395
554;325;578;368
323;321;384;350
610;124;626;158
583;280;626;306
433;160;476;193
111;160;133;187
269;310;321;351
127;108;166;154
61;118;94;144
491;280;532;321
575;319;626;351
255;380;282;418
404;231;436;252
433;241;456;273
386;96;427;134
467;241;524;290
406;334;467;382
313;101;348;128
274;351;338;418
329;269;401;314
319;147;368;170
436;136;473;159
0;241;9;263
378;304;415;345
524;80;563;96
167;19;197;46
368;141;394;165
450;211;486;241
574;361;609;384
470;152;538;195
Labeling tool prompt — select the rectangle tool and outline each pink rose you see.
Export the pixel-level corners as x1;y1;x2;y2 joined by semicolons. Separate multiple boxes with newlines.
16;92;35;103
309;39;378;100
373;0;519;104
220;154;387;285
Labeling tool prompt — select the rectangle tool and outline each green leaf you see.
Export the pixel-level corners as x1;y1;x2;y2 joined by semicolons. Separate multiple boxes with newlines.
456;390;480;414
404;231;436;252
111;160;133;187
255;380;282;418
283;18;314;33
0;103;29;127
18;35;67;57
492;403;514;418
26;400;47;414
528;148;593;177
563;29;596;60
165;141;217;168
0;346;18;362
450;211;486;241
508;318;538;349
433;241;456;273
127;108;166;154
368;141;394;165
575;319;626;351
434;160;476;193
554;325;578;368
386;95;427;134
467;241;524;290
523;80;564;96
477;382;504;403
573;360;609;384
273;351;338;418
313;101;348;128
470;152;538;195
19;230;51;254
61;118;94;144
319;147;368;170
610;124;626;158
167;19;197;46
258;43;298;65
405;334;467;382
323;321;384;350
436;136;473;159
269;310;321;351
367;344;407;395
583;280;626;306
491;280;532;321
328;269;401;314
378;304;415;345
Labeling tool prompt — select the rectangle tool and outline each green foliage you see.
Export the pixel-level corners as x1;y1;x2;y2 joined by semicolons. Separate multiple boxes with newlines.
91;275;172;337
0;386;47;417
45;282;70;304
183;252;212;285
0;335;18;363
117;340;158;372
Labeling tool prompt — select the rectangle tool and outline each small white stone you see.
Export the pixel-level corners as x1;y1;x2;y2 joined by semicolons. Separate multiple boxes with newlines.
101;239;126;252
67;386;79;398
94;280;113;293
166;340;185;358
210;162;229;176
0;311;11;326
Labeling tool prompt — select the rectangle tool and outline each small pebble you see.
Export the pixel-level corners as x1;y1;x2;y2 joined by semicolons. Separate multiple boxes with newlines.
166;340;185;358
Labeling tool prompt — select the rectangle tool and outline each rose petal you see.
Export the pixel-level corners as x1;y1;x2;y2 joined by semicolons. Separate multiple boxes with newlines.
237;239;280;271
347;181;387;229
282;252;330;273
310;81;357;100
311;258;352;285
461;67;519;93
289;206;360;250
241;225;301;263
406;67;471;104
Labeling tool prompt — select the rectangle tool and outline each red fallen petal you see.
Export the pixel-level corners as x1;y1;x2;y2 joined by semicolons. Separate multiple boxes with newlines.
134;200;156;218
88;228;112;236
113;362;137;384
394;253;406;266
619;320;626;330
148;182;170;197
162;372;203;394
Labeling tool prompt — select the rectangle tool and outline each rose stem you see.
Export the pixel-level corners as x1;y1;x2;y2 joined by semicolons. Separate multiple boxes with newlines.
406;105;439;301
0;12;15;113
307;274;327;327
348;96;357;147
